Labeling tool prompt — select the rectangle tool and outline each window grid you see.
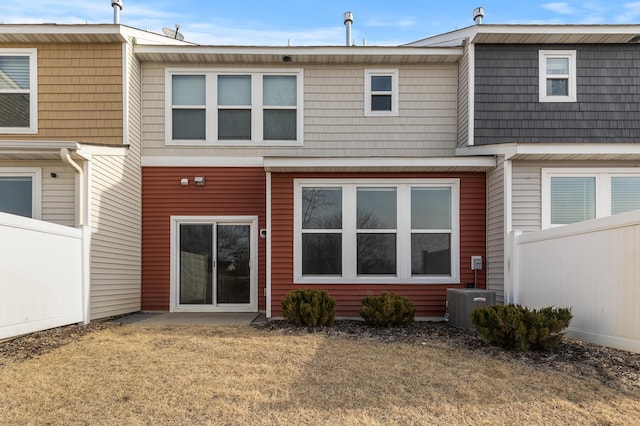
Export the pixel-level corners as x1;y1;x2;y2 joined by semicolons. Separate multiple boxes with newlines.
166;69;303;145
364;69;398;116
294;179;460;284
0;49;37;134
538;50;576;103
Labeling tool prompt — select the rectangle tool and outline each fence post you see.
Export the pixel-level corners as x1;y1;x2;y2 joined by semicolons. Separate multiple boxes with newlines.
507;230;523;305
80;225;92;325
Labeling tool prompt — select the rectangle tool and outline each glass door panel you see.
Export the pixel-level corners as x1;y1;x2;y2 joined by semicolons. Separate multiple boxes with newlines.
179;224;213;304
216;224;251;304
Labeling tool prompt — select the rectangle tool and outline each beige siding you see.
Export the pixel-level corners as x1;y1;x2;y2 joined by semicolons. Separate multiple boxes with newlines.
486;155;505;302
457;43;470;148
141;63;459;158
0;160;75;226
0;42;123;145
89;40;142;320
89;153;141;319
512;162;542;232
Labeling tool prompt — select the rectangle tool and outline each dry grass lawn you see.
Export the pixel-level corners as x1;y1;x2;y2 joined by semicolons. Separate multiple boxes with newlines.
1;325;639;425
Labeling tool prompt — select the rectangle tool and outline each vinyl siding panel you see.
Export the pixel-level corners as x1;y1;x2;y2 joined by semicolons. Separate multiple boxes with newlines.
141;63;458;158
0;160;75;226
475;44;640;144
89;151;142;320
141;167;266;311
270;172;486;318
486;155;505;302
0;42;123;145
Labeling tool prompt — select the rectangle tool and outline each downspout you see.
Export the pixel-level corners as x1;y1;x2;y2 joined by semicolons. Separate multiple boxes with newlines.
266;171;272;318
61;148;91;324
61;148;84;226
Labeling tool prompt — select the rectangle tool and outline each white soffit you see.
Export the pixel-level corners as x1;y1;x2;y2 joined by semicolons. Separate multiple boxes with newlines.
456;143;640;161
263;156;496;172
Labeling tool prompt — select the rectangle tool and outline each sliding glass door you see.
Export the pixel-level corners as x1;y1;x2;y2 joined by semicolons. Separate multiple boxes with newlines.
173;217;256;312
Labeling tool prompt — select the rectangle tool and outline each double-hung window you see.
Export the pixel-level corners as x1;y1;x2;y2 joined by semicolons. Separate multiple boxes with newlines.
539;50;576;102
0;168;41;219
0;49;37;133
295;179;460;284
167;69;303;145
542;169;640;228
364;69;398;116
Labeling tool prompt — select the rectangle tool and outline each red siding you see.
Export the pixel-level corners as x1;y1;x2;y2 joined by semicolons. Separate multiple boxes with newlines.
270;172;486;318
142;167;266;311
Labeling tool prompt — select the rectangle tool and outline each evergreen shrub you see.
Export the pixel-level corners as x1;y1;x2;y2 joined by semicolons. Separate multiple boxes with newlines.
470;304;572;351
281;289;336;327
360;292;416;327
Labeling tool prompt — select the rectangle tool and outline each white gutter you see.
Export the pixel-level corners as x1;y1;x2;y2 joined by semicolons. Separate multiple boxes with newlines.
266;171;272;318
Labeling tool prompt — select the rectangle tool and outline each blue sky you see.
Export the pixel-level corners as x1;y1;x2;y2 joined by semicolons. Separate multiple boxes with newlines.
0;1;639;45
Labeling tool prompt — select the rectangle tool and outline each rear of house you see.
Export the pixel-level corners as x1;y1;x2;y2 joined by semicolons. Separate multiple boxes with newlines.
137;44;493;318
413;24;640;303
0;25;188;331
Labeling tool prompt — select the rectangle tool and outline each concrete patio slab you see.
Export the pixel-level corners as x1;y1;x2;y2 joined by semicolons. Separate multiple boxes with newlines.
111;312;264;326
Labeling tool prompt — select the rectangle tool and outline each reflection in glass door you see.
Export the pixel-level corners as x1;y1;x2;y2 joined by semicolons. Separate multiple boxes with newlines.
177;221;253;310
216;225;250;304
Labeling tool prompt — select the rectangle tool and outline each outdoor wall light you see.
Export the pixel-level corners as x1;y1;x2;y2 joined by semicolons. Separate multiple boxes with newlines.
194;176;205;186
180;178;189;186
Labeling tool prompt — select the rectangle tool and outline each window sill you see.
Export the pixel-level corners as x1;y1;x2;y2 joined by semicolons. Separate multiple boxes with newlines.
295;276;460;285
166;139;303;147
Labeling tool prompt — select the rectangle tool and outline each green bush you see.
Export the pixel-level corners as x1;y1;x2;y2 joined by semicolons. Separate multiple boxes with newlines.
281;289;336;327
359;292;416;327
470;304;572;351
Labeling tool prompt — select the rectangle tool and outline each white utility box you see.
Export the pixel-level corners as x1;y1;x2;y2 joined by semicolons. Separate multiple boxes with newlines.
446;289;496;330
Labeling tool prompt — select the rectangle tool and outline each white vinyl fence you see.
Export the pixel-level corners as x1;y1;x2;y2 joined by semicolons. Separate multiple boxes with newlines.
512;209;640;354
0;213;89;340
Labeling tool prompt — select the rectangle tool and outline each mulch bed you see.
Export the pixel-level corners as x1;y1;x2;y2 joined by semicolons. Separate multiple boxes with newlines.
2;318;639;395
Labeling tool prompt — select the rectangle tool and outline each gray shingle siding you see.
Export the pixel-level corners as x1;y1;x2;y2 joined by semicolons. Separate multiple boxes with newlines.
474;44;640;145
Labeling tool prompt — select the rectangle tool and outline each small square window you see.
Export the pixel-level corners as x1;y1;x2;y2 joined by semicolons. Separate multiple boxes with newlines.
364;69;398;116
539;50;576;102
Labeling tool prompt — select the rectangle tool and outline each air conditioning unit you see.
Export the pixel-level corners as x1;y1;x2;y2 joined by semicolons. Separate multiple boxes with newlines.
446;289;496;330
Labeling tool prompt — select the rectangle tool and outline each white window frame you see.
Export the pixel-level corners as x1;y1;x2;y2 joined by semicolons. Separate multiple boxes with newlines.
364;69;399;116
0;167;42;219
539;50;576;103
169;215;259;313
293;178;460;285
0;48;38;134
541;168;640;228
165;68;304;146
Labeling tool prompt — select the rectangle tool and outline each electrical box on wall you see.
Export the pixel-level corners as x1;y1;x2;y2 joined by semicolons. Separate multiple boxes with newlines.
471;256;482;270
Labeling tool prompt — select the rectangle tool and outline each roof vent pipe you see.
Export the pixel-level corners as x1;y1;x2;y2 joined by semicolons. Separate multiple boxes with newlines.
473;7;484;25
343;11;353;46
112;0;123;25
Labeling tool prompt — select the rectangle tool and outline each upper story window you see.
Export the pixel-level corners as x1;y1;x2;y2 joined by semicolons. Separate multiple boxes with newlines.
167;69;303;146
0;168;41;219
364;69;398;116
0;49;37;134
539;50;576;103
541;168;640;228
294;178;460;285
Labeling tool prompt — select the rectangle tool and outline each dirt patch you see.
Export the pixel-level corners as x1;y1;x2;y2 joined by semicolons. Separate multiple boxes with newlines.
0;321;117;365
257;319;640;394
1;318;639;395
